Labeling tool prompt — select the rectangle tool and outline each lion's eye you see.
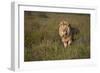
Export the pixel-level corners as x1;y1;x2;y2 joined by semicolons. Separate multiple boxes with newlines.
63;29;67;32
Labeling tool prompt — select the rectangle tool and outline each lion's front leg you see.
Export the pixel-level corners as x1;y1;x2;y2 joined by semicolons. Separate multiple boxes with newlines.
68;40;72;45
63;42;68;48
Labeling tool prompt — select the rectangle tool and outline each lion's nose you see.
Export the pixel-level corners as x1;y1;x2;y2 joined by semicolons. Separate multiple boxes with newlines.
65;31;68;35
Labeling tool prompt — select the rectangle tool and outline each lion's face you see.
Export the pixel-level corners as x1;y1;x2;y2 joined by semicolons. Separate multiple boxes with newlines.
59;21;70;37
60;24;69;35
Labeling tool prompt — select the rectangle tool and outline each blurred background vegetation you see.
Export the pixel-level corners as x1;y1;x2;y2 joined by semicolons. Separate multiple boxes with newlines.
24;11;90;61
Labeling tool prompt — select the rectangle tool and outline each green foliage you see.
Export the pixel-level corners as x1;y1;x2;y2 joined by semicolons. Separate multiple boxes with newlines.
24;11;90;61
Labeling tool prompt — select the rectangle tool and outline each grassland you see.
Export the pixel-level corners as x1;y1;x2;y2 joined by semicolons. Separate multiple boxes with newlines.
24;11;90;61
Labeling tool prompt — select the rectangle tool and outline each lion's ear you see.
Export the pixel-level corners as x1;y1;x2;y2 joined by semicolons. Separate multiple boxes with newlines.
68;24;71;28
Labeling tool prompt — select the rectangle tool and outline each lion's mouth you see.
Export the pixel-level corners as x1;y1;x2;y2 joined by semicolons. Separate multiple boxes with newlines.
65;31;68;35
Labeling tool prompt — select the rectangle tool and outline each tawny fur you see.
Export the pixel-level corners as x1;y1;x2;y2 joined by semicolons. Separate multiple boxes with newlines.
59;20;72;48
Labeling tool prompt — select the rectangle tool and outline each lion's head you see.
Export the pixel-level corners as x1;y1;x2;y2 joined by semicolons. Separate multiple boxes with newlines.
59;20;71;38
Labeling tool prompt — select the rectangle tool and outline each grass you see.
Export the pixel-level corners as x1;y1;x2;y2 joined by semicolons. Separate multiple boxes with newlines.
24;11;90;61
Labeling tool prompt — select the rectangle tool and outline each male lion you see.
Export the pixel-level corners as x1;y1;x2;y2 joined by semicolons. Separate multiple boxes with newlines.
59;20;72;48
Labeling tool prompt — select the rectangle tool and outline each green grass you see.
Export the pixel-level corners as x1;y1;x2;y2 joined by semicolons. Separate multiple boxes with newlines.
24;11;90;61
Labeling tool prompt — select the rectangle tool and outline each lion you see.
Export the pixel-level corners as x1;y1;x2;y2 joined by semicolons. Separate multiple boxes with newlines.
59;20;72;48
